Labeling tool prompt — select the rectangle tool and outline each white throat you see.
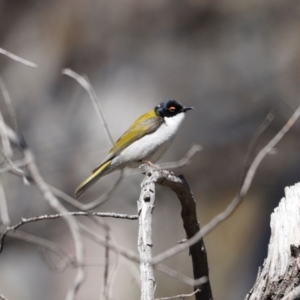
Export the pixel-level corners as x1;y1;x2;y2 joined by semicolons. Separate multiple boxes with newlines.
164;112;185;129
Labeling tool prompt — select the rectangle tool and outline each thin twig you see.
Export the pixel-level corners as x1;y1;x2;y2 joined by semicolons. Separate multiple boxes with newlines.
1;120;123;209
103;226;110;300
0;146;30;185
7;230;75;267
0;48;37;68
0;108;12;158
37;246;74;272
0;180;9;225
0;211;138;252
0;158;29;174
79;223;209;287
0;122;31;183
7;229;121;274
152;105;300;265
79;223;141;263
62;68;114;145
103;246;119;300
159;144;202;169
119;257;141;287
155;289;200;300
128;145;201;176
239;109;276;190
16;138;85;300
0;293;7;300
155;264;207;287
0;76;19;132
50;170;124;210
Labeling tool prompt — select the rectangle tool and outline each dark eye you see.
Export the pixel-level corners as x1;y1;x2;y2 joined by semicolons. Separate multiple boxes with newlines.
169;106;176;112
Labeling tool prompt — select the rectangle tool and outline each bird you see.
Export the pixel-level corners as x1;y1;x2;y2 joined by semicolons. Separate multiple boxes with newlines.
75;99;193;198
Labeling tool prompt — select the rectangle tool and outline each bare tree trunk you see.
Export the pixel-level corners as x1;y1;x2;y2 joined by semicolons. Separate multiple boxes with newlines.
246;183;300;300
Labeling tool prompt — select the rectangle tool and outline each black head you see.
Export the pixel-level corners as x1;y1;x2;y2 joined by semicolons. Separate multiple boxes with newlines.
154;100;193;118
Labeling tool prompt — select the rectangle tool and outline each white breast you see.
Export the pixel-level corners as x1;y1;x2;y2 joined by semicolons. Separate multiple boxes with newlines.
114;112;185;167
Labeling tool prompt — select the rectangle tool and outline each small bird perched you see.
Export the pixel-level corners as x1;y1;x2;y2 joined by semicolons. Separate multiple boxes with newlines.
75;99;193;198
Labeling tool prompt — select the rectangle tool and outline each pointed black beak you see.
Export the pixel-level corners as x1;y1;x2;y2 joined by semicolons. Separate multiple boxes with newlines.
182;106;194;112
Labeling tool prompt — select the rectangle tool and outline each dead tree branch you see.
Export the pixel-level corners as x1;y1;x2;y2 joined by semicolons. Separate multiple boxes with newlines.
0;181;9;226
0;76;19;133
62;68;114;145
49;171;124;210
155;144;202;170
0;48;37;68
155;264;207;287
9;230;76;270
0;293;7;300
246;183;300;299
138;169;157;300
140;165;212;300
0;211;138;252
155;289;200;300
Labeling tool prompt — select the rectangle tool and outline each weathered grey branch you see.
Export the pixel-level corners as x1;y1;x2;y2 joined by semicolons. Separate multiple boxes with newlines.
245;183;300;300
155;289;200;300
140;165;212;300
8;230;76;271
158;144;202;170
138;169;157;300
49;171;124;210
0;76;19;134
62;68;114;145
0;48;37;68
0;211;138;252
0;104;12;158
0;293;7;300
0;181;9;226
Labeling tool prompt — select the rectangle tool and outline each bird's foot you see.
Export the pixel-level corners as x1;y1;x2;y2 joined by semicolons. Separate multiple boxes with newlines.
141;160;161;169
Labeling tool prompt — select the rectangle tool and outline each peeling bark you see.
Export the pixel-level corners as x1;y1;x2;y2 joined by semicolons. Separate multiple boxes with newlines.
246;183;300;300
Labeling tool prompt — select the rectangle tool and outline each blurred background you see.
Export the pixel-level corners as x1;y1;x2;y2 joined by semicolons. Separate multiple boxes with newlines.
1;0;300;299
